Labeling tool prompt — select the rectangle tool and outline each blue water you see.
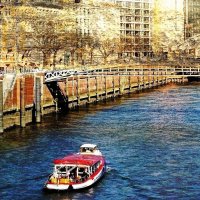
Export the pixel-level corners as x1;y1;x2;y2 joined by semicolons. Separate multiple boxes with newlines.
0;83;200;200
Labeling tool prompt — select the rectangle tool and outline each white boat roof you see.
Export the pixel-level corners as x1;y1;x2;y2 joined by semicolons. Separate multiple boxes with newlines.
80;144;97;148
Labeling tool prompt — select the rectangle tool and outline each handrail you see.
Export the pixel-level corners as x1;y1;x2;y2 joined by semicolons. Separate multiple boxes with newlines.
44;66;200;83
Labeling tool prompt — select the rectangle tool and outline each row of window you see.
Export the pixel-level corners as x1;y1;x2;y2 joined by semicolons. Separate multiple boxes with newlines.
124;50;152;54
121;37;150;42
121;24;150;29
121;16;151;22
121;9;150;16
117;1;151;9
120;30;150;36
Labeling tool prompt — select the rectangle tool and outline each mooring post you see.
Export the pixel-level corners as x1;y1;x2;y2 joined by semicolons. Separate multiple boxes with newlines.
35;76;41;123
72;76;75;107
20;77;26;127
96;76;99;101
142;67;145;89
165;70;167;84
113;75;115;97
65;78;68;97
137;73;140;91
182;76;184;83
87;75;90;103
77;75;80;105
129;72;131;92
157;68;159;86
100;74;104;100
153;70;155;87
148;69;151;88
40;76;44;116
0;80;3;133
105;76;107;98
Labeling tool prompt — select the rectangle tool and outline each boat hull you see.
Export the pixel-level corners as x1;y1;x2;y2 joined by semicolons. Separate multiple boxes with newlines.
45;165;106;191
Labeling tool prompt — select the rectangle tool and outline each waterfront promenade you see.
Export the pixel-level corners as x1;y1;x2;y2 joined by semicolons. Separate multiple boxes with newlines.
0;64;199;133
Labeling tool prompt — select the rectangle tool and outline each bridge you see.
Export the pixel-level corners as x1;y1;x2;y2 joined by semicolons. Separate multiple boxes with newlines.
44;66;200;83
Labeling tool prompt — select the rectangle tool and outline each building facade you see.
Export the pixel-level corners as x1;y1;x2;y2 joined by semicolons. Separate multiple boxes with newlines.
2;0;199;68
0;0;19;69
184;0;200;39
116;0;153;59
152;0;185;59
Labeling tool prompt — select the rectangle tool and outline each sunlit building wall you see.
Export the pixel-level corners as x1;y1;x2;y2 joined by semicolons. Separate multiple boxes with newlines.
152;0;184;57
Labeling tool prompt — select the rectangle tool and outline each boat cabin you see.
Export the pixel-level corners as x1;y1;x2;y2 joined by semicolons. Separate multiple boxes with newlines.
50;154;102;184
79;144;102;155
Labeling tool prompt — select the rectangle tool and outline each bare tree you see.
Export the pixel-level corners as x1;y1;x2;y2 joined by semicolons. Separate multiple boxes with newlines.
97;38;119;64
84;36;99;65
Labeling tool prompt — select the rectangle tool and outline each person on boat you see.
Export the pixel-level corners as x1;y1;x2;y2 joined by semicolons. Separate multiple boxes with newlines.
82;168;89;181
69;172;75;181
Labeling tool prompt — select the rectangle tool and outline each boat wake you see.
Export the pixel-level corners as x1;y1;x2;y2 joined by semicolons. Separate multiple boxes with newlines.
106;166;112;172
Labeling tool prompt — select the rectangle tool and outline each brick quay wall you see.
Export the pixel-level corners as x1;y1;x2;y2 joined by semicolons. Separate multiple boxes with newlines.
0;69;188;133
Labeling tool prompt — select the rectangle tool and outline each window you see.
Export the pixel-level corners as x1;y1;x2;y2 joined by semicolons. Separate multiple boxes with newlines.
144;3;149;9
144;24;149;29
135;9;140;15
135;2;141;8
144;10;149;15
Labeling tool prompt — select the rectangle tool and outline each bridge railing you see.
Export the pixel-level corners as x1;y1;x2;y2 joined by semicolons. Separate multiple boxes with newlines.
44;66;200;83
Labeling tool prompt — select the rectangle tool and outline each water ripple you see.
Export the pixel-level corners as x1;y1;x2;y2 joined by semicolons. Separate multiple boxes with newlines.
0;83;200;200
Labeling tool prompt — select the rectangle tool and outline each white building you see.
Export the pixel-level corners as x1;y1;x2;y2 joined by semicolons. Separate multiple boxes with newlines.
152;0;185;57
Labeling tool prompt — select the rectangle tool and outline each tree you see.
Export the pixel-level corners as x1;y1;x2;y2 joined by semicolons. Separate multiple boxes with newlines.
97;38;119;64
13;5;76;69
83;36;99;65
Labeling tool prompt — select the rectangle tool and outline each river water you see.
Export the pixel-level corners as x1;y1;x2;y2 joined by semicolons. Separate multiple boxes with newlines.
0;83;200;200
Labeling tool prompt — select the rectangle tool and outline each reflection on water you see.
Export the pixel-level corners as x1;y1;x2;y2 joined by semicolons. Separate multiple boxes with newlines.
0;83;200;200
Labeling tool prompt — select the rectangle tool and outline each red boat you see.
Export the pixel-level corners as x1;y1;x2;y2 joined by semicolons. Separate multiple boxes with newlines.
44;144;106;190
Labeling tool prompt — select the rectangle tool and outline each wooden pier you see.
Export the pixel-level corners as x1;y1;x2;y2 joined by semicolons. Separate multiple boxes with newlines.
0;65;198;133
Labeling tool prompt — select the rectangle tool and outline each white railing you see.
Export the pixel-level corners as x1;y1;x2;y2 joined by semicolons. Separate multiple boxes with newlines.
44;67;200;82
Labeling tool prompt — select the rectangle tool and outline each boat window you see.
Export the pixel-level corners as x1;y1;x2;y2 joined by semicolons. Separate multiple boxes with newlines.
55;165;79;179
56;166;67;173
77;167;90;182
80;147;94;153
91;161;101;173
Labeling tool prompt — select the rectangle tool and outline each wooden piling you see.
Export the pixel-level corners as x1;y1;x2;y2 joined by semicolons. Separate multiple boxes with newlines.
128;72;131;92
0;80;3;133
137;74;140;90
20;77;26;127
105;76;107;98
119;74;124;95
72;76;75;107
65;78;68;97
35;76;41;123
113;75;115;97
40;76;44;116
77;76;80;105
96;76;99;101
87;76;91;103
148;70;151;88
